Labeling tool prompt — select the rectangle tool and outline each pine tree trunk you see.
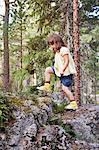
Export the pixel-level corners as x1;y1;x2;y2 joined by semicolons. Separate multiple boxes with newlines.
20;18;23;91
59;0;73;50
66;0;73;50
20;21;23;69
73;0;80;104
3;0;10;92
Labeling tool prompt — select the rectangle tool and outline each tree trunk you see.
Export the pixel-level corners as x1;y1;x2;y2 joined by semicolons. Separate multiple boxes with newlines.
19;17;23;91
73;0;80;104
3;0;10;92
66;0;73;50
59;0;73;50
20;21;23;69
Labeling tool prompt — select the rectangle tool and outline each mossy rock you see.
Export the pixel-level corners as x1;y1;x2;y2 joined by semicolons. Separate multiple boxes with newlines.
23;107;33;113
9;98;24;107
49;114;62;125
61;123;76;138
27;86;39;95
52;102;67;113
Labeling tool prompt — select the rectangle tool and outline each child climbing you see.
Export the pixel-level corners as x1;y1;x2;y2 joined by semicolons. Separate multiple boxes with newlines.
37;33;78;110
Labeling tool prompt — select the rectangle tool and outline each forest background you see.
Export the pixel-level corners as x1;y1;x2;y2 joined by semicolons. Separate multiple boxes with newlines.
0;0;99;105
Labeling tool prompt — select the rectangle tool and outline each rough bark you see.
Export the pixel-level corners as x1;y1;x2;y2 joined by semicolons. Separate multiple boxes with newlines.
20;21;23;69
73;0;80;104
59;0;73;50
3;0;10;92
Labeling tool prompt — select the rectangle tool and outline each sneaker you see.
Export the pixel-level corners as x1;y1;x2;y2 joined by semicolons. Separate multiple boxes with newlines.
37;83;51;92
65;101;78;110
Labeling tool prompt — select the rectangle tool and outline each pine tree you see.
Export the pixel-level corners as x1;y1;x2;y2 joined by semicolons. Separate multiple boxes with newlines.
3;0;10;92
73;0;80;104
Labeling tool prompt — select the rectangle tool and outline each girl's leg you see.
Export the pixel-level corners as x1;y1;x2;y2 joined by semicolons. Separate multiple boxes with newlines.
62;84;74;102
45;67;54;82
62;84;78;110
37;67;54;91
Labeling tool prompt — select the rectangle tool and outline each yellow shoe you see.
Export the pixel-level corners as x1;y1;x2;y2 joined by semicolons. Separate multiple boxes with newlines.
37;83;51;92
65;101;78;110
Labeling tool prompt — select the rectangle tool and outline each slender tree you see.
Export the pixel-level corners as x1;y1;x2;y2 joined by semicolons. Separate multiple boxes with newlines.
73;0;80;104
3;0;10;92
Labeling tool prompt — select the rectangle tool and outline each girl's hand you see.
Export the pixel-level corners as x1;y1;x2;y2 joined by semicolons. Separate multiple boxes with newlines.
59;69;64;76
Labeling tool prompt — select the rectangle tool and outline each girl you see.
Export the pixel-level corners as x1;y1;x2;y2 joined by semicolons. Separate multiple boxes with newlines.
37;33;78;110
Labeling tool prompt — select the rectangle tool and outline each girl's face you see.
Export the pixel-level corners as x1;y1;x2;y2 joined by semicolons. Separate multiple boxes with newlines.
49;41;61;53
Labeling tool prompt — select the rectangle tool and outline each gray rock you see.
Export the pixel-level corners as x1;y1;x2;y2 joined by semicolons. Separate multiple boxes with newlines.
0;96;99;150
63;105;99;143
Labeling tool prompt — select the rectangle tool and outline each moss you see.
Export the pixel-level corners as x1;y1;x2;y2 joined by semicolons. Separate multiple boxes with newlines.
23;108;33;113
61;123;76;138
52;102;67;114
27;86;39;95
48;115;62;125
30;96;39;105
10;98;24;107
38;97;52;104
0;94;15;126
49;114;76;138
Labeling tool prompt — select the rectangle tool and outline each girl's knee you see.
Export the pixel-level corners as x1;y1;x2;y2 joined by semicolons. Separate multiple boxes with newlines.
62;85;69;92
45;67;53;73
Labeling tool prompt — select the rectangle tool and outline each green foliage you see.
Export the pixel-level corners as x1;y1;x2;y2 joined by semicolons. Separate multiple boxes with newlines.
80;0;97;12
28;0;65;34
61;123;76;138
52;102;67;114
80;0;99;22
24;49;54;76
11;0;30;24
26;86;39;95
22;54;30;65
0;94;12;125
10;97;24;107
27;35;47;52
13;68;29;81
81;25;99;44
49;114;76;138
33;50;54;66
49;114;62;125
81;25;99;76
25;61;35;74
81;34;93;43
12;68;29;91
26;35;54;71
25;35;54;85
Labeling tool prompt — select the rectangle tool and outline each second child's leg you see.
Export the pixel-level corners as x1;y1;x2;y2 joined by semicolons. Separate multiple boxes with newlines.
37;67;54;91
62;85;78;110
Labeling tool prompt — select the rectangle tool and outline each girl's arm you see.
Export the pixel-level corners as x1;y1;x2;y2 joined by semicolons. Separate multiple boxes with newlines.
60;54;69;75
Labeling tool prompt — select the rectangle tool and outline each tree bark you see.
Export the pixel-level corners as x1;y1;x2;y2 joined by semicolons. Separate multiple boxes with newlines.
20;10;23;91
66;0;73;50
3;0;10;92
73;0;80;104
20;19;23;69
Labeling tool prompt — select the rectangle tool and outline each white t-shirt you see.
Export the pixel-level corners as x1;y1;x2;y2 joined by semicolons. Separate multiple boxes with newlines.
54;47;77;77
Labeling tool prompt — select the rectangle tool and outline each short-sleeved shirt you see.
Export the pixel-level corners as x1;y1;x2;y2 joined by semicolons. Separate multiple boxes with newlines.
54;47;76;77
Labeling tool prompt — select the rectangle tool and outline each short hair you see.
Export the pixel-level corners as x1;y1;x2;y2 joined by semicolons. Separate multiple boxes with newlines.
48;33;65;46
